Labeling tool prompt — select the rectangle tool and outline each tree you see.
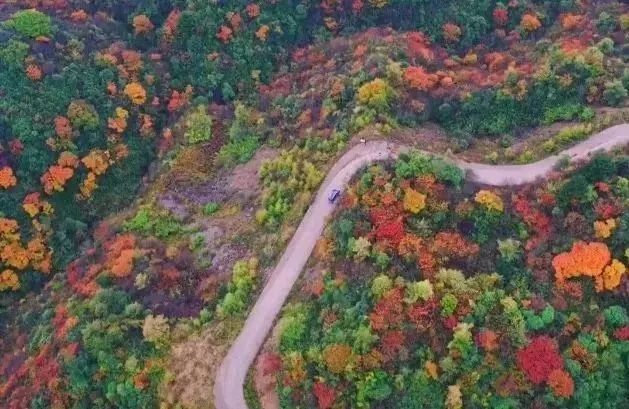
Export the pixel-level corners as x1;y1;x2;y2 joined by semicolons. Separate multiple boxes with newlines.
516;336;564;384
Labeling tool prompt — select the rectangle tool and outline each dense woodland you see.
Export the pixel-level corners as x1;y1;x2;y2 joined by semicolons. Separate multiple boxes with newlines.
0;0;627;408
267;151;629;409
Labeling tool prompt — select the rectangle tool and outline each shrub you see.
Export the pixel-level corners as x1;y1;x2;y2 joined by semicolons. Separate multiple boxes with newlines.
4;9;52;38
357;78;394;110
216;258;259;318
123;207;184;239
604;306;628;327
595;12;616;33
620;13;629;31
579;154;617;183
0;40;29;67
395;152;464;187
185;105;213;144
596;38;615;55
217;103;263;165
202;202;220;215
371;275;393;299
542;103;585;124
67;100;100;131
602;80;628;107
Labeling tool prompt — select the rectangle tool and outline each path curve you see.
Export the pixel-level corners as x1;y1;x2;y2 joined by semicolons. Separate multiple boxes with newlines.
214;124;629;409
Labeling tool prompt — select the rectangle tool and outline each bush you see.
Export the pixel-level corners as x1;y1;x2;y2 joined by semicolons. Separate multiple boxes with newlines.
67;100;100;131
395;152;464;187
0;40;29;68
596;12;617;34
202;202;220;215
216;258;259;318
596;38;615;55
123;207;184;239
602;80;628;107
579;154;617;183
217;103;263;165
184;105;213;144
4;9;52;38
357;78;394;111
542;103;585;124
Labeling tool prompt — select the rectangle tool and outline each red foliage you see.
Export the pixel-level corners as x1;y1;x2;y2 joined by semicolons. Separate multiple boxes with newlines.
442;315;458;330
313;382;336;409
216;26;233;43
9;139;23;155
493;8;508;26
407;299;437;329
380;330;405;359
432;231;479;259
369;204;402;226
163;10;181;41
442;23;461;42
246;4;260;19
374;219;405;247
476;329;499;352
167;87;192;113
548;369;574;398
54;116;73;139
404;66;438;91
370;287;404;331
260;353;282;376
614;326;629;341
512;194;551;237
484;52;508;72
352;0;364;13
595;200;620;219
51;305;77;339
516;336;564;384
230;12;243;31
405;32;434;63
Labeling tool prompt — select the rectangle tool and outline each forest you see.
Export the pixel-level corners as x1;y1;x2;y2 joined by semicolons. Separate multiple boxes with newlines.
0;0;627;408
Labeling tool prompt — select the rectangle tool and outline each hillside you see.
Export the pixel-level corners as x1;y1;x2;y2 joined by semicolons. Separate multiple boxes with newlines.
0;1;627;408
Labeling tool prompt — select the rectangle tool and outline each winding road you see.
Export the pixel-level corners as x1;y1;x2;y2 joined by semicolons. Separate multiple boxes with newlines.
214;124;629;409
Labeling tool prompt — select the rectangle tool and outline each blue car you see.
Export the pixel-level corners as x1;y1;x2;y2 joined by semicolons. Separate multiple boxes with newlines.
328;189;341;203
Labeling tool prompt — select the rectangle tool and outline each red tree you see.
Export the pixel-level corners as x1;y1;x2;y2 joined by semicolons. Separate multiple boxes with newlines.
516;336;564;384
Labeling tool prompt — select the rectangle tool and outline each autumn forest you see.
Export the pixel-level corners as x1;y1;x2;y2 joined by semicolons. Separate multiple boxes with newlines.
0;1;627;408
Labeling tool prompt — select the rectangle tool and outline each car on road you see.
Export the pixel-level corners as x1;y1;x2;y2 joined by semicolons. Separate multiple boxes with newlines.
328;188;341;203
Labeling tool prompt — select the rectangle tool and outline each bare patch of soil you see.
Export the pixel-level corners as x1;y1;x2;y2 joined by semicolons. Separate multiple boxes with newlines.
225;147;278;200
159;318;243;409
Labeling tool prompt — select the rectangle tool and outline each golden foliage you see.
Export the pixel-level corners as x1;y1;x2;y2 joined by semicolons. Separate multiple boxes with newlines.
124;82;147;105
474;190;504;212
58;151;79;168
0;167;17;189
133;14;154;35
357;78;391;107
322;344;352;374
552;241;620;292
0;269;20;291
256;25;270;41
1;243;30;270
82;150;111;175
403;188;427;214
521;14;542;33
22;193;53;218
593;218;616;239
599;259;626;292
